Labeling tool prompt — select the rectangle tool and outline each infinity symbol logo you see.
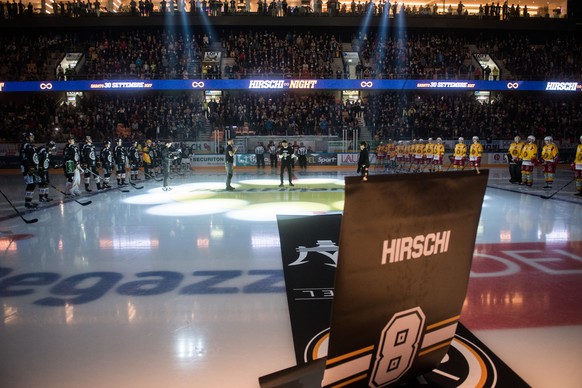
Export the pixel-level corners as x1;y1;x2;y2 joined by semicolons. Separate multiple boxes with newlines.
360;81;373;88
507;82;519;89
191;82;205;88
40;83;53;90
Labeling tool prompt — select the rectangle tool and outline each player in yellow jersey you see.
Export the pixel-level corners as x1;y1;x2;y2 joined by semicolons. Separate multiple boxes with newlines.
573;135;582;196
507;136;525;183
433;138;445;172
375;142;387;170
387;140;397;171
424;138;435;172
413;139;425;172
453;137;467;171
395;141;405;171
142;139;154;180
541;136;559;189
519;135;538;187
469;136;484;174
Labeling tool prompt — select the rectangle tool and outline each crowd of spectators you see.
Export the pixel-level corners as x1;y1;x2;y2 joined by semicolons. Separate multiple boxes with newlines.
0;93;207;142
222;30;342;79
476;33;582;80
354;31;473;79
0;0;565;19
2;27;581;81
1;91;581;145
79;29;208;80
365;92;582;143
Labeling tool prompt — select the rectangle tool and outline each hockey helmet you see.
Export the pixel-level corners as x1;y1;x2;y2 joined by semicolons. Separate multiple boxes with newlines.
527;135;535;142
458;137;464;142
47;141;56;150
104;140;111;146
85;136;92;143
514;136;521;143
544;136;553;142
436;137;442;143
23;132;34;139
472;136;479;142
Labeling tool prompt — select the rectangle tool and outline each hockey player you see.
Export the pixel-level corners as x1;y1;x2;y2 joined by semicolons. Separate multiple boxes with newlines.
395;141;405;171
541;136;559;189
574;135;582;196
453;137;467;171
424;138;435;172
113;138;128;186
413;139;424;172
19;132;39;208
81;136;102;192
36;140;56;202
433;138;445;172
469;136;484;174
142;139;154;179
100;141;114;189
278;140;295;187
519;135;538;187
63;135;82;196
127;141;141;181
507;136;525;183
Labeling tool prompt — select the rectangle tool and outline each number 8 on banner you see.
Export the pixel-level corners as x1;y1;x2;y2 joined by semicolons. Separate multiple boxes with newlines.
370;307;426;387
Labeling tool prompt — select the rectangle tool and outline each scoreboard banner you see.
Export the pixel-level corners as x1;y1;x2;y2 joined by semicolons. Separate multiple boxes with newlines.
1;79;581;92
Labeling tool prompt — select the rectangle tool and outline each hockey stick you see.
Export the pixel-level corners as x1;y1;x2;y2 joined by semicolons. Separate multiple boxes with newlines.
128;181;144;190
48;184;92;206
0;189;38;224
86;169;130;193
540;178;575;200
144;172;163;182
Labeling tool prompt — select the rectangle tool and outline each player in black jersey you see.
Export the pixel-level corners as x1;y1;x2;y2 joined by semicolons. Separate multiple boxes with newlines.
100;141;114;189
19;132;39;208
36;140;56;202
81;136;102;192
113;138;128;186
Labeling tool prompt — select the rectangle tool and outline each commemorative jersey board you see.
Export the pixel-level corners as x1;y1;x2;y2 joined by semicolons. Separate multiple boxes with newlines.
260;171;528;387
323;171;488;387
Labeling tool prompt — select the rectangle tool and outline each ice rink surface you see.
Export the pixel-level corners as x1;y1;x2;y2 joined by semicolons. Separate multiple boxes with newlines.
1;165;581;388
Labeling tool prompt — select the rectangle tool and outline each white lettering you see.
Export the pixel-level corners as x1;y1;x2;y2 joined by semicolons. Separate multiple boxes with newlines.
505;249;582;275
545;82;578;91
381;230;451;265
248;80;285;89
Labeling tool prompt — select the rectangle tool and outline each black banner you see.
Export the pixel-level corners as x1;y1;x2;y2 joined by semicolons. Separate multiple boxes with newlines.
276;214;342;365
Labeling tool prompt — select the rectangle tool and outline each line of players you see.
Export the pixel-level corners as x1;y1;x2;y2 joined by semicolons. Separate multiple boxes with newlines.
507;134;582;196
19;133;186;208
374;137;451;173
374;134;582;195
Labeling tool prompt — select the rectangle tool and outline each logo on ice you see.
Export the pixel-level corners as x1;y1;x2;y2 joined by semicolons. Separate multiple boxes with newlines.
381;230;451;264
